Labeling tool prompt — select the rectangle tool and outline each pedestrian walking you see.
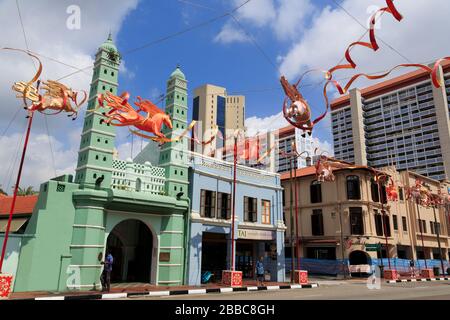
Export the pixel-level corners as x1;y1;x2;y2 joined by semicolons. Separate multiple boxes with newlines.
409;259;415;278
255;256;265;286
101;252;114;292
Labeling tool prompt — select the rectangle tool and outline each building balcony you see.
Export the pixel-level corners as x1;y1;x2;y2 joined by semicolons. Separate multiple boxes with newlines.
111;159;166;194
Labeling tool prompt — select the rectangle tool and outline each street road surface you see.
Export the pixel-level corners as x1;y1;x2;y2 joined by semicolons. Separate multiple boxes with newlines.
125;280;450;300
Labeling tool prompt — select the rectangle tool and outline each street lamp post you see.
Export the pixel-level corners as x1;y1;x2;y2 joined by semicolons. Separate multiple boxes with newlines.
415;199;428;270
283;142;308;284
431;204;445;276
289;157;295;283
378;177;392;270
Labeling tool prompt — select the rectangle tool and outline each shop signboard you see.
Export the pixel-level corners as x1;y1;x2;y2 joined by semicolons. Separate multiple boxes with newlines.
365;243;381;252
237;229;275;240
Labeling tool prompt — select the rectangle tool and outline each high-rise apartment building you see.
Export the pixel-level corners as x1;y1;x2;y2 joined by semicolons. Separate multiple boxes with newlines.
192;84;245;156
276;125;314;173
331;63;450;181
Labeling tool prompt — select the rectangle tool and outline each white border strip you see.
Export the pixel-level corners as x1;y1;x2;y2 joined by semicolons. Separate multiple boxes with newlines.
102;293;127;299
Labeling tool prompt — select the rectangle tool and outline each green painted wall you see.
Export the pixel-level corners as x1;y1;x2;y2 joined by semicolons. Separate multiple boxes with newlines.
14;178;79;292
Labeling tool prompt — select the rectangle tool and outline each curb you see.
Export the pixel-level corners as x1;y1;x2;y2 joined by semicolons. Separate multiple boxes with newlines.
18;283;319;301
386;277;449;284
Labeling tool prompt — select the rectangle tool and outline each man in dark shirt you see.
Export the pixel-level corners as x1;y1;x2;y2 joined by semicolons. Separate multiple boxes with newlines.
101;252;114;292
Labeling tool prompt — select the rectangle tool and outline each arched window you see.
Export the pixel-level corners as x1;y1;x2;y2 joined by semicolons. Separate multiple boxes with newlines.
346;175;361;200
136;178;142;192
310;180;322;203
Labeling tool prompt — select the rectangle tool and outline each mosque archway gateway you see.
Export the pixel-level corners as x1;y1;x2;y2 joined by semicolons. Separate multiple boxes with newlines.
11;35;191;293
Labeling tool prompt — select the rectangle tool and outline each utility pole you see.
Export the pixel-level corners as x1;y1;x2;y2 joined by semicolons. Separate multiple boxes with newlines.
289;157;295;283
432;203;445;275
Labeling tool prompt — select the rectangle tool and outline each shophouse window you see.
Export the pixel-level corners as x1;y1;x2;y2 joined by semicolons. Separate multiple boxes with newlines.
261;200;271;224
310;180;322;203
200;190;216;218
374;211;384;236
217;192;231;219
371;179;379;202
430;221;435;234
350;207;364;235
398;187;404;200
417;219;427;233
383;214;391;237
402;216;407;231
311;209;324;236
393;214;398;230
346;176;361;200
244;196;257;222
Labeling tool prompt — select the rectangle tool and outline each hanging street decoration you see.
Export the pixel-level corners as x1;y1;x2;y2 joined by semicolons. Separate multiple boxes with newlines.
4;48;87;120
406;179;432;208
280;0;450;136
98;92;195;143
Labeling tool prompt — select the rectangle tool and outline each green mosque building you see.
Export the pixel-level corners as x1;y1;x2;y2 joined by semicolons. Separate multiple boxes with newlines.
9;35;191;292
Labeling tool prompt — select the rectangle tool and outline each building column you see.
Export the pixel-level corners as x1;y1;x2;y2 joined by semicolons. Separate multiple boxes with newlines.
431;65;450;180
276;230;285;282
349;88;367;166
69;189;109;291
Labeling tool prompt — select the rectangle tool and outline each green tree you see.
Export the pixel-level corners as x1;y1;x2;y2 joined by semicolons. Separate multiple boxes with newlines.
16;186;38;196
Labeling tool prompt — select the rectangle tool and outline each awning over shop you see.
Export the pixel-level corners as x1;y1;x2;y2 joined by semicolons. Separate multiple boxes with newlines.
0;218;28;233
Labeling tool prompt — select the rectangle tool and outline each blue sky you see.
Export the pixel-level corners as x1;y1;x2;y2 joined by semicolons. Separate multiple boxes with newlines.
115;0;337;144
1;0;449;190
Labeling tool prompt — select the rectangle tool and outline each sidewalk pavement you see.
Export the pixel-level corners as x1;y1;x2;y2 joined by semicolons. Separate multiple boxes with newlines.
8;280;318;300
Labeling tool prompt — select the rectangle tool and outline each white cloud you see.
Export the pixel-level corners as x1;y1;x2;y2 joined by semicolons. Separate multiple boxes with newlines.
312;137;334;157
245;111;288;136
214;21;249;44
0;131;80;192
215;0;314;44
278;0;450;83
272;0;315;41
234;0;276;27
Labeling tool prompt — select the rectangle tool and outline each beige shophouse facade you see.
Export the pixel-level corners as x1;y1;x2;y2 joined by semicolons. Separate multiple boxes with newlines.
281;165;450;270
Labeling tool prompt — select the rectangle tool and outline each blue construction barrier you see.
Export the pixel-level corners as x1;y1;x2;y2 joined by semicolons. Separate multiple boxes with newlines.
285;258;449;276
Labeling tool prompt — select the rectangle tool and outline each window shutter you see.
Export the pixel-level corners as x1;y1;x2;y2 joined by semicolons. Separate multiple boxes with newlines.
227;194;231;219
244;197;249;221
217;192;223;218
211;191;216;218
252;198;257;222
200;190;205;217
